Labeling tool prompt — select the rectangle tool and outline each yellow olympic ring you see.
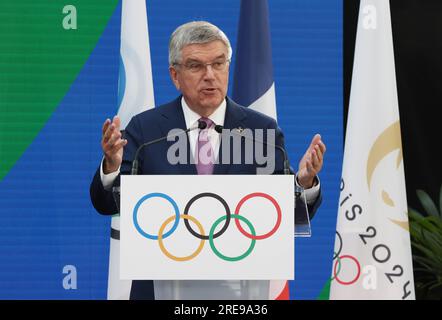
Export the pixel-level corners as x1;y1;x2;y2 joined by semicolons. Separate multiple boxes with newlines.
158;214;205;261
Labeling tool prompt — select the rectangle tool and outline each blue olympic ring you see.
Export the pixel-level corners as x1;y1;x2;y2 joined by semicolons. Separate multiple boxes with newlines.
133;192;180;240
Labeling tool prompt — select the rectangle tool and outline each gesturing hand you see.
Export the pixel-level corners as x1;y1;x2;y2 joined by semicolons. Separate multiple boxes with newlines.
297;134;326;188
101;116;127;174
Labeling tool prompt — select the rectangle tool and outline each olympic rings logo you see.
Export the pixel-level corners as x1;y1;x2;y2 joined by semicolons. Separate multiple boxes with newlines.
331;231;361;285
133;192;282;262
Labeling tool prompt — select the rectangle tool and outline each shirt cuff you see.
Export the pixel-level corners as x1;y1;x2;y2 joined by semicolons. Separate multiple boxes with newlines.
295;174;321;205
100;157;120;191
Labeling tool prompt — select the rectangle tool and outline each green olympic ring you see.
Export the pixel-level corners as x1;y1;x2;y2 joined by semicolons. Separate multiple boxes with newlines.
209;214;256;262
331;253;342;281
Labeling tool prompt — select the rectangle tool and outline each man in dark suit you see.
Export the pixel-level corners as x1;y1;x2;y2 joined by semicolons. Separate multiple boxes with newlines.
90;21;326;300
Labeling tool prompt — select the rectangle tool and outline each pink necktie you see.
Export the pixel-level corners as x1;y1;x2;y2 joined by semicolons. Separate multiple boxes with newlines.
195;117;214;175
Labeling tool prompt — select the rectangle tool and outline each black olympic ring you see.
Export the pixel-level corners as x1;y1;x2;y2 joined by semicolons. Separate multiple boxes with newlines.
183;192;231;240
333;231;343;260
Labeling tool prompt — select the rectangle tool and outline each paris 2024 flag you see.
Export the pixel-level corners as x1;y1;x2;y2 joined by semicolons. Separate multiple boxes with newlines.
330;0;415;300
107;0;155;300
232;0;288;300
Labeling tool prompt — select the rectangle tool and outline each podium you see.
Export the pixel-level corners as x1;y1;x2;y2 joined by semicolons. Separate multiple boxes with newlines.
114;175;311;300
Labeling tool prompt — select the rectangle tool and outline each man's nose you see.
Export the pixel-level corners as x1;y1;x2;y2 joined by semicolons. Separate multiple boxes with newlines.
203;64;216;79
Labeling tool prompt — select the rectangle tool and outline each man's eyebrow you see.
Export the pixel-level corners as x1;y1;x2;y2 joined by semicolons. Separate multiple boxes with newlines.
184;58;202;63
184;54;227;63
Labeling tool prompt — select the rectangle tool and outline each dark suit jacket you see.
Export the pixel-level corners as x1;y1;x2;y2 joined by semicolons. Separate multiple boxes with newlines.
90;96;322;299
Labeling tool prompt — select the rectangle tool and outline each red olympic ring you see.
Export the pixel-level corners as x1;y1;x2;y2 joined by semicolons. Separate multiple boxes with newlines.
333;255;361;285
234;192;282;240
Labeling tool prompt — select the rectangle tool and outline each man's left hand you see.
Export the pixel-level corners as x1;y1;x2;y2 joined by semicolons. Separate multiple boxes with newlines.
297;134;326;188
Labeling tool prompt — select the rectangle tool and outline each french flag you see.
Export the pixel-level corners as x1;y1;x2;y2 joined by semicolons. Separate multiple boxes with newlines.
232;0;289;300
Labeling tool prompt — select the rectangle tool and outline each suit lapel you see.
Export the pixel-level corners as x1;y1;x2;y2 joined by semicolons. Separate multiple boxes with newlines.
158;96;197;175
213;97;247;175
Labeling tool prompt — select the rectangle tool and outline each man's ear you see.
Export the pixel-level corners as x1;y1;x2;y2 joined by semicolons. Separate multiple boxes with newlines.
169;66;180;90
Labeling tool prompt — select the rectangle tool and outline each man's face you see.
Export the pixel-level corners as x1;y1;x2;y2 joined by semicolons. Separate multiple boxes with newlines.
169;40;230;115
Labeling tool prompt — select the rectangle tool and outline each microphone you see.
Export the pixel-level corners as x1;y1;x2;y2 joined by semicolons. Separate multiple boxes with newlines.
214;125;291;175
131;120;207;175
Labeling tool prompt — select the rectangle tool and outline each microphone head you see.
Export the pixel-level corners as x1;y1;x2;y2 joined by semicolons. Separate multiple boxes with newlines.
214;124;223;133
197;120;207;130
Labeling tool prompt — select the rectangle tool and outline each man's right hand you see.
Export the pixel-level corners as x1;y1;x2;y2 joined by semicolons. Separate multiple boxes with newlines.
101;116;127;174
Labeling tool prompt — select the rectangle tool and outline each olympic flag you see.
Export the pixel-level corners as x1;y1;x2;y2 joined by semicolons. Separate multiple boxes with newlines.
329;0;415;299
107;0;155;300
120;175;294;280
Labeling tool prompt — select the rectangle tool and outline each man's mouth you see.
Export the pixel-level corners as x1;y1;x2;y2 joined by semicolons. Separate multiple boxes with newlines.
201;88;217;94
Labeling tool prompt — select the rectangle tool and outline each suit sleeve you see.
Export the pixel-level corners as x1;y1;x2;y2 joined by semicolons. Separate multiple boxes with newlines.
89;115;143;215
270;119;322;220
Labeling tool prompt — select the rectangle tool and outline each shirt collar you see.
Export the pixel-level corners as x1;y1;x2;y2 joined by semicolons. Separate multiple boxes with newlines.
181;96;226;129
